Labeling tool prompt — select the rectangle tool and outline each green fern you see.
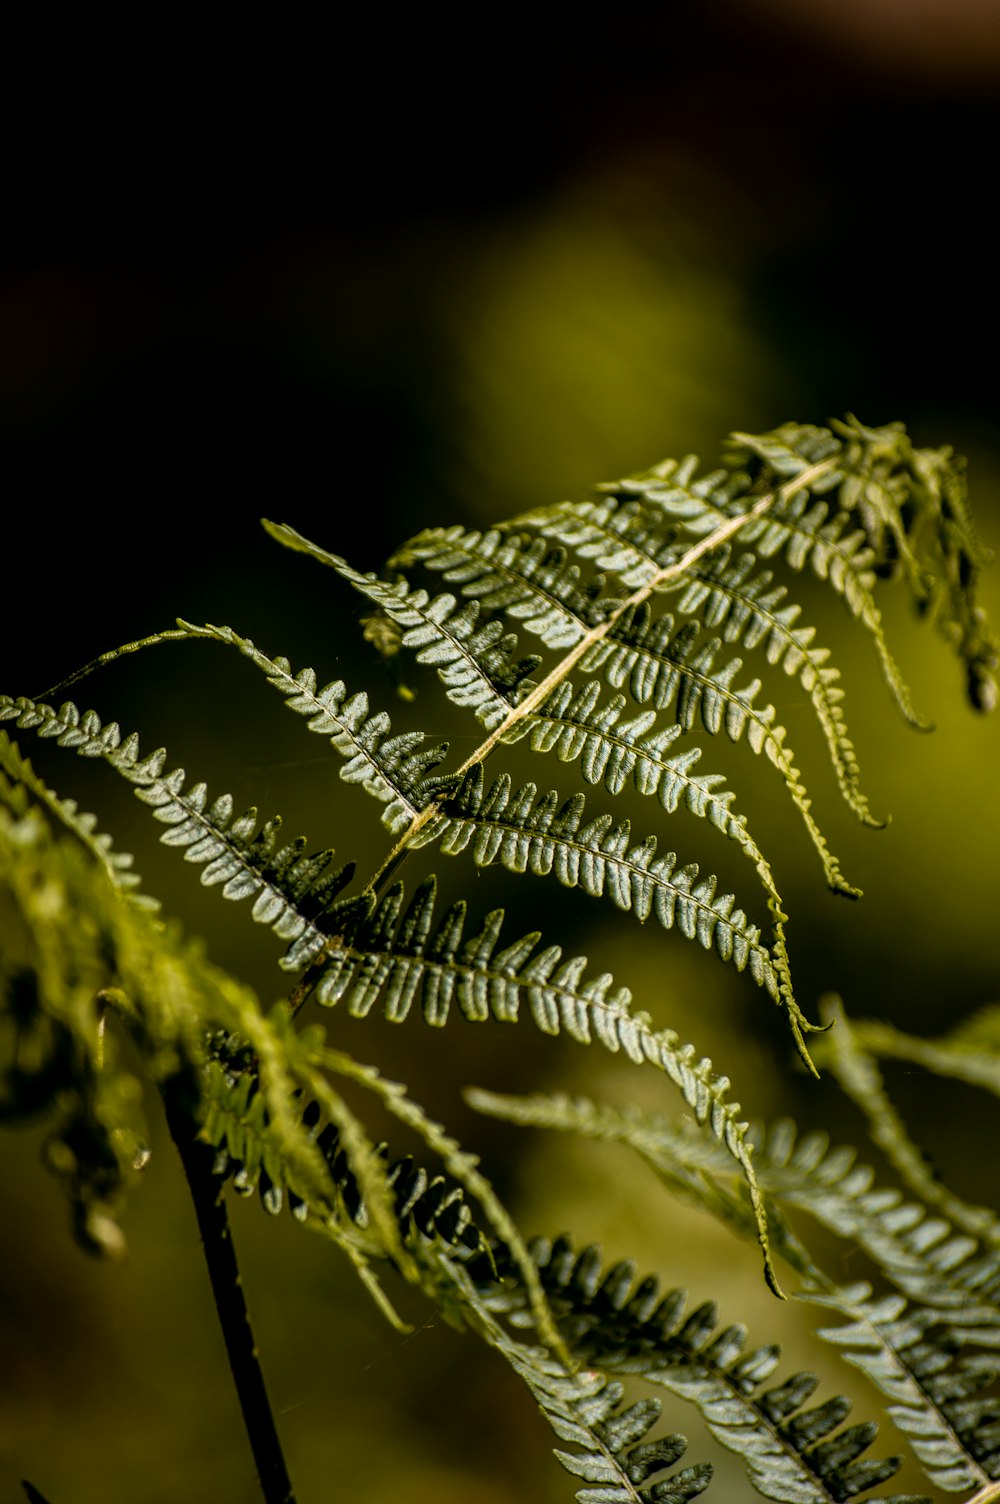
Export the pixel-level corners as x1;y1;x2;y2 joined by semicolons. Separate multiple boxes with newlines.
0;686;780;1292
468;1086;1000;1499
479;1235;931;1504
3;416;997;1503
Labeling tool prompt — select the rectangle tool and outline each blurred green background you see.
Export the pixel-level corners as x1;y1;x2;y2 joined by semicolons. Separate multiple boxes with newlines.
3;6;1000;1500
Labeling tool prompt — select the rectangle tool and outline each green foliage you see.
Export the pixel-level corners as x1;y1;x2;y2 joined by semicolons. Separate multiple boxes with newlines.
2;416;998;1502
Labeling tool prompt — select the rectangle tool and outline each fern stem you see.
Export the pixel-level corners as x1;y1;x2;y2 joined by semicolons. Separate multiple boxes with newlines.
162;1072;297;1504
365;457;837;897
36;628;190;699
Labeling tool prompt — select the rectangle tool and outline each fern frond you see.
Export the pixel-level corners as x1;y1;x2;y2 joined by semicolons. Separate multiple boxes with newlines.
485;679;796;1005
479;1235;926;1503
0;694;358;969
306;873;780;1291
815;999;1000;1249
731;417;938;620
174;620;457;832
755;1121;1000;1345
437;1246;715;1503
199;1014;566;1356
513;677;745;828
484;1149;998;1491
170;622;796;1021
623;1104;1000;1353
0;793;149;1256
261;520;541;728
736;489;926;729
510;481;882;832
474;1084;834;1301
448;492;842;875
361;535;810;1005
575;1064;996;1497
579;600;860;897
430;486;866;884
803;1283;1000;1495
424;762;784;996
704;1106;1000;1349
191;1009;422;1330
374;537;805;994
666;545;881;827
727;414;1000;719
0;729;155;907
0;775;347;1267
471;1084;1000;1429
830;1008;1000;1100
516;1360;712;1502
512;489;688;591
727;416;998;712
388;524;610;649
602;432;925;731
313;1036;567;1358
901;444;998;715
201;1049;449;1332
205;1041;492;1268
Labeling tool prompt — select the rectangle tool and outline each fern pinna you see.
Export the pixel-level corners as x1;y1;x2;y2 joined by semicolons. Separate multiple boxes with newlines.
1;415;996;1503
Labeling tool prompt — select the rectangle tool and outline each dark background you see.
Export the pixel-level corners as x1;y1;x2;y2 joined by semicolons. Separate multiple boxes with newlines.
3;6;1000;1501
5;3;1000;686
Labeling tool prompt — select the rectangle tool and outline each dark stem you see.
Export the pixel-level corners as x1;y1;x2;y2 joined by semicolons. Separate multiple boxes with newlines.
163;1073;298;1504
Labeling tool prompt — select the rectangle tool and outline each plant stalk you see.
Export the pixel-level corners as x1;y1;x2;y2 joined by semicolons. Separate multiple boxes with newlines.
163;1075;298;1504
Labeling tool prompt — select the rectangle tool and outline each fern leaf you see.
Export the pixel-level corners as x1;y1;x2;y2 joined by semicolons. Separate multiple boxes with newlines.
438;1248;715;1503
654;1108;1000;1356
901;440;998;715
479;1235;926;1504
729;415;998;711
473;1087;1000;1490
312;1037;569;1358
213;1009;421;1321
0;695;356;967
261;520;541;728
213;1096;714;1504
357;527;806;997
0;780;347;1266
605;435;925;731
599;1100;1000;1353
509;675;796;984
512;678;732;819
388;524;610;650
423;764;784;995
512;490;687;591
198;1012;566;1355
803;1283;1000;1495
427;480;859;891
579;601;859;897
753;1122;1000;1347
416;763;824;1068
510;483;881;832
311;874;781;1293
666;545;881;827
174;621;456;832
738;491;926;730
727;421;952;729
830;1007;1000;1100
205;1045;494;1268
0;791;151;1254
0;729;155;907
815;999;1000;1249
